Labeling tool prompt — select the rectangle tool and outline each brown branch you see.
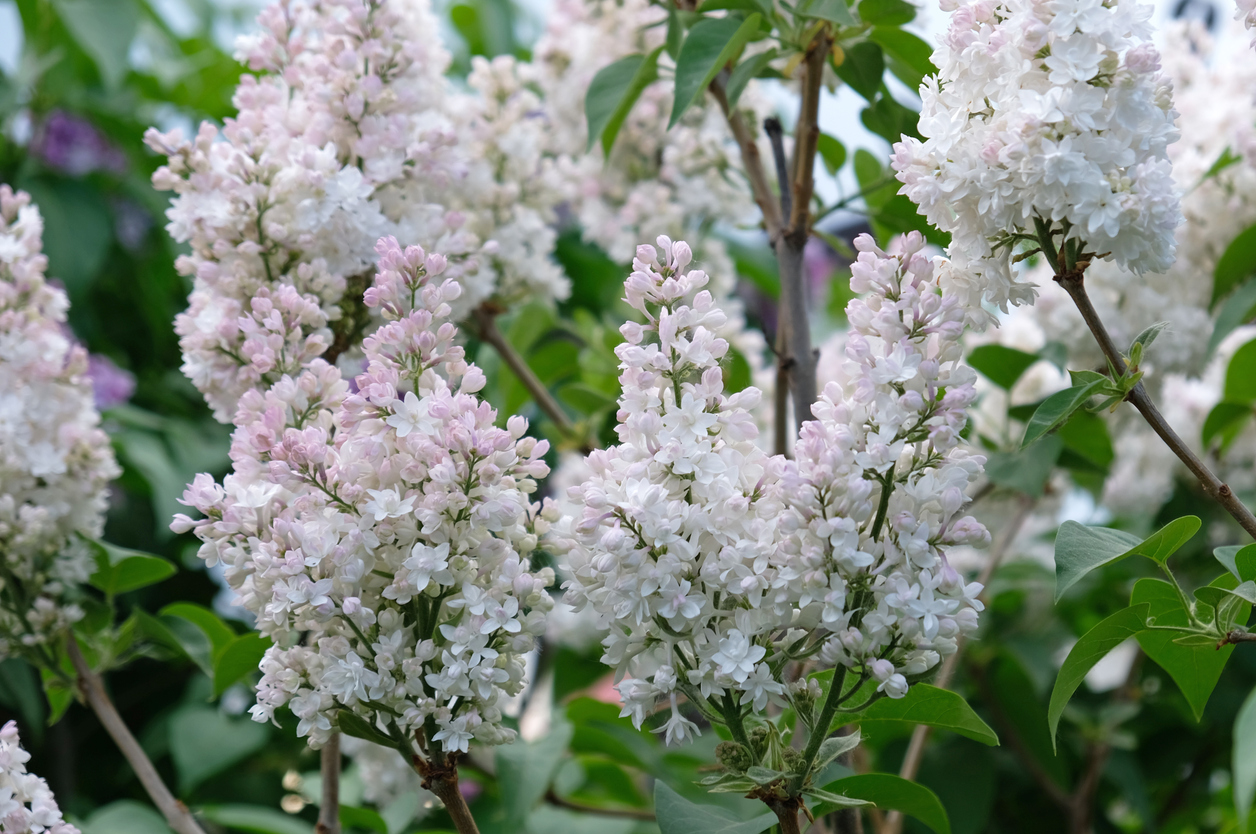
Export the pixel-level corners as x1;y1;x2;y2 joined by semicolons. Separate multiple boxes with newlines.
880;496;1036;834
1055;269;1256;540
416;755;481;834
67;637;208;834
1223;630;1256;645
471;303;583;446
315;733;342;834
709;76;784;240
544;789;656;821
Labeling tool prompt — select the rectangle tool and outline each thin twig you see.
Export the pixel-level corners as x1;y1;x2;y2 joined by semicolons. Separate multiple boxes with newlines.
765;117;793;222
1055;270;1256;540
67;637;208;834
544;789;656;821
416;754;481;834
471;304;582;446
881;496;1036;834
709;74;784;240
316;733;342;834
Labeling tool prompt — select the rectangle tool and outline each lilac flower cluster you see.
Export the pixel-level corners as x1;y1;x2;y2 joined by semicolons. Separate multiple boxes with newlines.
0;721;78;834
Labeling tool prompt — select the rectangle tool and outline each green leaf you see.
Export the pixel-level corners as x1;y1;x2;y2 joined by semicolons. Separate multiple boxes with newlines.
87;540;176;597
667;4;683;59
817;133;847;175
339;805;388;834
853;148;897;211
1129;321;1169;355
335;711;396;748
653;781;776;834
816;730;863;767
834;41;884;102
81;800;173;834
197;805;314;834
1132;578;1238;721
1202;401;1253;451
670;15;762;128
497;719;575;829
746;765;785;785
1056;410;1114;471
797;0;856;25
1202;147;1242;183
213;634;271;698
1053;516;1200;600
868;27;935;89
52;0;140;88
1213;224;1256;307
41;667;74;726
169;705;268;792
1235;686;1256;829
983;435;1062;498
1208;277;1256;357
585;48;663;155
812;775;950;834
1224;338;1256;404
1216;544;1256;582
850;684;998;746
1048;604;1151;749
726;48;778;108
160;603;237;657
1021;379;1106;448
967;344;1040;390
855;0;917;24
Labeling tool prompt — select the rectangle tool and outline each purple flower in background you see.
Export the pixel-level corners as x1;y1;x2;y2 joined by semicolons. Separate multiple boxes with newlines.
87;354;136;410
112;198;153;252
31;111;127;176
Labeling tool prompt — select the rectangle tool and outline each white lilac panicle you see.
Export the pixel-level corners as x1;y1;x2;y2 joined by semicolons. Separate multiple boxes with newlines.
892;0;1182;326
0;721;79;834
0;186;120;662
1238;0;1256;40
556;234;987;744
173;237;553;754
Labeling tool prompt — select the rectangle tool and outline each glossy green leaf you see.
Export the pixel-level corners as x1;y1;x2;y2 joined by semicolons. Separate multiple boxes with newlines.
1235;686;1256;829
1213;224;1256;307
52;0;140;88
984;435;1063;498
1132;578;1238;721
653;781;776;834
585;47;663;154
1056;410;1114;471
169;706;268;792
338;805;388;834
1216;543;1256;582
213;634;270;698
1048;604;1150;749
1208;277;1256;357
967;344;1040;390
198;805;314;834
868;27;935;89
1202;401;1253;451
1021;379;1106;448
817;132;847;175
851;684;998;746
812;774;950;834
855;0;917;23
834;41;884;101
797;0;856;25
727;48;778;108
1053;516;1200;600
160;603;237;656
88;540;176;597
670;15;761;128
1224;338;1256;404
666;4;683;59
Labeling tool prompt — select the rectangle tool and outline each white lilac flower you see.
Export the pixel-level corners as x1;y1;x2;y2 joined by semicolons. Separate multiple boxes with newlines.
0;186;120;662
892;0;1182;326
174;237;552;755
555;234;988;744
0;720;79;834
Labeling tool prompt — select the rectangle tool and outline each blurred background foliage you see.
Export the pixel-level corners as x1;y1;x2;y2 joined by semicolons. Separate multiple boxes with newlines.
2;0;1256;833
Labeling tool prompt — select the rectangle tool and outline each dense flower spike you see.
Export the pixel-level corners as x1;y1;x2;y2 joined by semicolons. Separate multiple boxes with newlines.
0;721;79;834
0;186;120;662
892;0;1182;325
174;237;552;754
557;234;987;745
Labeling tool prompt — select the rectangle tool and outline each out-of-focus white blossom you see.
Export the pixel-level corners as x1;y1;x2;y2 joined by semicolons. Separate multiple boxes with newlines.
0;186;119;661
893;0;1182;325
0;721;79;834
174;238;552;755
556;234;987;744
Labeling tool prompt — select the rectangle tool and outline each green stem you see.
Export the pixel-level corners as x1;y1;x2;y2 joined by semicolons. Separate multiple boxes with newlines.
801;666;847;770
1032;216;1058;266
870;465;895;541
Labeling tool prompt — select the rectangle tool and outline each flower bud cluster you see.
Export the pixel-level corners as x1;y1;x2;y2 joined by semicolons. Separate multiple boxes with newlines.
556;234;988;744
0;186;119;661
892;0;1182;326
174;237;553;754
0;721;79;834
